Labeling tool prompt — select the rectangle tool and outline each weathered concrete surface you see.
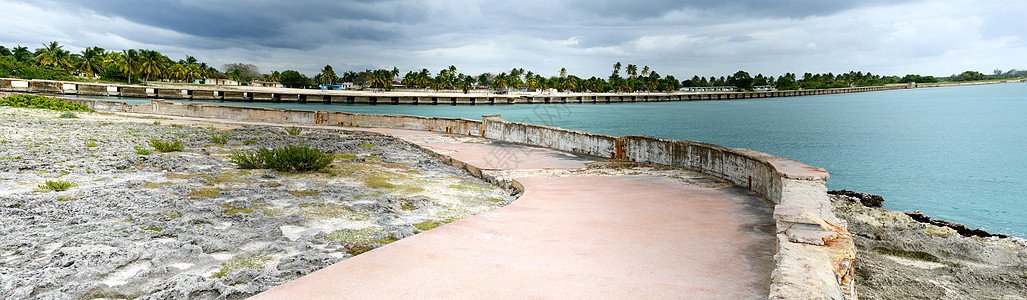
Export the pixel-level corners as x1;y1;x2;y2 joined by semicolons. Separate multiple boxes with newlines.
416;142;597;169
256;175;776;299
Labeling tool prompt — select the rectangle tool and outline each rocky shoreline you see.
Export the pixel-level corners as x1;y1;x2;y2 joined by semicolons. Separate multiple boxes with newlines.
830;193;1027;299
0;106;514;299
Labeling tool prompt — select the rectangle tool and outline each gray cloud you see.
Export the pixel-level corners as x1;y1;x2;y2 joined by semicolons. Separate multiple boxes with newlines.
0;0;1024;78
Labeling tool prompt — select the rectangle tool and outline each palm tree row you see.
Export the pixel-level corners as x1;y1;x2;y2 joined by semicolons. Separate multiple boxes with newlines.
4;41;936;91
1;41;220;84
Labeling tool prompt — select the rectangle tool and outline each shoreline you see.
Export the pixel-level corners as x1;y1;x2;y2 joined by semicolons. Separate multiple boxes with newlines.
828;190;1016;239
830;194;1027;299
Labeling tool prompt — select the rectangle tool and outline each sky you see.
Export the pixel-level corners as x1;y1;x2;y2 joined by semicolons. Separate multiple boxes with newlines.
1;0;1024;79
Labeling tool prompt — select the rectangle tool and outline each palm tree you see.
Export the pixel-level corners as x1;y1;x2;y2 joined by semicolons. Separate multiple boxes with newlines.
12;45;31;62
118;49;140;83
626;64;638;80
613;62;621;77
642;66;650;77
267;71;281;83
74;47;105;77
137;50;166;81
318;65;336;85
560;67;567;78
35;41;73;69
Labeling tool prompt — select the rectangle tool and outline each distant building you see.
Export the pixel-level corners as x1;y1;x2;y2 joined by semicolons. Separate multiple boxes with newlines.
252;81;283;88
753;85;775;91
319;84;342;90
678;86;737;92
341;82;360;90
203;78;239;86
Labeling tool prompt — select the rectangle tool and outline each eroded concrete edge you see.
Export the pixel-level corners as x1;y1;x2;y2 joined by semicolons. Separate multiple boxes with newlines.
23;95;856;299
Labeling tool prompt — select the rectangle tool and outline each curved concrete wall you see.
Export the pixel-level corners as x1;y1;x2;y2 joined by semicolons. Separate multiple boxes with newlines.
49;96;855;299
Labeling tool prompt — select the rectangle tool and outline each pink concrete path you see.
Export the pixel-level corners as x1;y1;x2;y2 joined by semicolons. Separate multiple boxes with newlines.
255;129;776;299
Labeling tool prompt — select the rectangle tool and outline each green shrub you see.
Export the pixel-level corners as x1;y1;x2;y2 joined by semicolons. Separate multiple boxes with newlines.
211;134;227;144
229;145;332;172
228;148;270;169
284;127;303;135
0;94;93;111
39;180;77;191
134;145;152;155
153;121;161;125
85;140;98;147
149;138;184;152
59;111;78;118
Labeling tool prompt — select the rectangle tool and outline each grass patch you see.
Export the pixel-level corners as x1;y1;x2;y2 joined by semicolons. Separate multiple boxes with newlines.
287;190;320;198
486;198;505;203
359;143;375;149
153;121;161;125
143;181;175;189
284;127;303;135
222;207;254;215
149;138;184;152
139;226;162;232
334;153;358;160
85;140;98;147
354;194;384;199
39;180;77;191
170;124;183;128
59;111;78;118
189;188;229;199
413;221;443;231
211;134;227;144
56;196;73;202
242;140;256;145
0;156;22;160
210;252;271;278
299;203;372;221
265;182;283;188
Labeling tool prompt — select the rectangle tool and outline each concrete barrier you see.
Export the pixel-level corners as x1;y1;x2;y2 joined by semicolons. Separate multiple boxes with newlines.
156;88;187;99
483;117;621;159
28;81;63;93
78;84;109;96
191;90;220;100
120;87;147;98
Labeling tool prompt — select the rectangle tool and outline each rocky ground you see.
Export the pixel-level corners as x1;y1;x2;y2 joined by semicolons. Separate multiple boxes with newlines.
0;106;515;299
831;195;1027;299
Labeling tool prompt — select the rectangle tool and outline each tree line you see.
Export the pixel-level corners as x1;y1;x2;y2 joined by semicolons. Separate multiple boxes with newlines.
2;41;1021;93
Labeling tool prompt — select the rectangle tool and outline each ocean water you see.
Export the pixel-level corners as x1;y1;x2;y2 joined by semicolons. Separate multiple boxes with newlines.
77;83;1027;237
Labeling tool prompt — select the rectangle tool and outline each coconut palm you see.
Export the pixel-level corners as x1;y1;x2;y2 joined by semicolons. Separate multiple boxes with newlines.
267;71;281;83
12;45;32;62
74;47;105;77
613;62;621;76
35;41;73;69
642;66;650;77
626;64;638;80
560;67;567;78
118;49;140;83
137;50;166;81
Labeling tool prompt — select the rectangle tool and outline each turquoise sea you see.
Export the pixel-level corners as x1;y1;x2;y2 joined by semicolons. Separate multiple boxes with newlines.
67;83;1027;237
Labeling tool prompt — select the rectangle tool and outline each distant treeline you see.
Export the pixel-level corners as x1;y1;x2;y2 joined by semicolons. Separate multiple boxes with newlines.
1;41;1023;93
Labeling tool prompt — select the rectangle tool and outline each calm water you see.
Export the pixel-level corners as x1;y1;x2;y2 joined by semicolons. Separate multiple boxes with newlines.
79;83;1027;237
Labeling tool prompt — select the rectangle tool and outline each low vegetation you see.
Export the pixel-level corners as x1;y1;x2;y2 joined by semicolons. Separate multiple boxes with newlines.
149;138;184;152
228;145;333;172
0;94;93;111
38;180;77;191
59;111;78;118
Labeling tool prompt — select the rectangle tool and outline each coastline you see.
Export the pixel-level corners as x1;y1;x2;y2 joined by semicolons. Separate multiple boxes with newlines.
830;194;1027;299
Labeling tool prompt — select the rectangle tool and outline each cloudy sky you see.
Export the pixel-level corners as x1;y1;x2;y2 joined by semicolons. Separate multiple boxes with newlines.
1;0;1024;78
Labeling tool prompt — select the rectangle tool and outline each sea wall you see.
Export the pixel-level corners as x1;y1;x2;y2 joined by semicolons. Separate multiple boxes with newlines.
39;96;856;299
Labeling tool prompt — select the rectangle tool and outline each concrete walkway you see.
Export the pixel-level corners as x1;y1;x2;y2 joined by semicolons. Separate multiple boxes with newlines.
255;128;777;299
